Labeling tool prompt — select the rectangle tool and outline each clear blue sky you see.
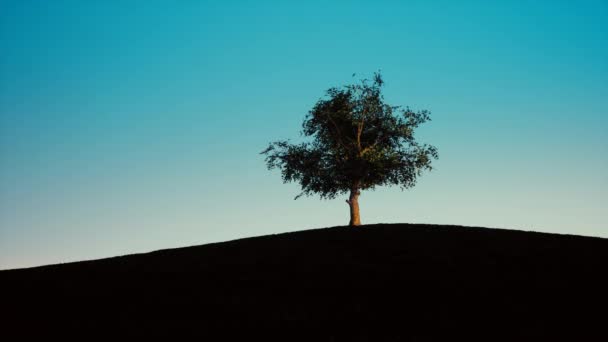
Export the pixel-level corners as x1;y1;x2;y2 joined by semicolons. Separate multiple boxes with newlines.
1;0;607;269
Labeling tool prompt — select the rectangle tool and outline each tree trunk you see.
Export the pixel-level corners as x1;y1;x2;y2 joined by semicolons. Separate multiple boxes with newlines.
347;188;361;226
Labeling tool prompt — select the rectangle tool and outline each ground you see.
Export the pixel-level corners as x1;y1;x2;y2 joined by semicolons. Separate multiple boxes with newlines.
2;223;607;340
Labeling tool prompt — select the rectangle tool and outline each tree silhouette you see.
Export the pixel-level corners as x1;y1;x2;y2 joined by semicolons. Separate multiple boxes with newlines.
262;72;438;226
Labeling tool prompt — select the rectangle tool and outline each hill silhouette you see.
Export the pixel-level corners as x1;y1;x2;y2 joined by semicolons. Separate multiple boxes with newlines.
2;223;607;340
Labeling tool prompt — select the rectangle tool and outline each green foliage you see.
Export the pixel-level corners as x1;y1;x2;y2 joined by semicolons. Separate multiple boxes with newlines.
262;72;438;200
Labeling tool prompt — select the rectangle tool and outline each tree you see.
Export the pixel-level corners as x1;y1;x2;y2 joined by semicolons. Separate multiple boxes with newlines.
261;72;438;226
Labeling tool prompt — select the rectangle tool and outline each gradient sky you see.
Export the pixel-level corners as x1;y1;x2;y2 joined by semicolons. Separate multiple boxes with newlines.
1;0;607;269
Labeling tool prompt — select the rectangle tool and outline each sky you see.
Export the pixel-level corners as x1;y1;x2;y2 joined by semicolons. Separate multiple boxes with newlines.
1;0;607;269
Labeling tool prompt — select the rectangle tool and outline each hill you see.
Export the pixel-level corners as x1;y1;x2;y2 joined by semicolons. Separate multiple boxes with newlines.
2;223;607;340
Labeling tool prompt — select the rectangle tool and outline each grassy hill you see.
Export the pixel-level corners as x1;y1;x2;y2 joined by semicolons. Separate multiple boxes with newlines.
2;223;607;340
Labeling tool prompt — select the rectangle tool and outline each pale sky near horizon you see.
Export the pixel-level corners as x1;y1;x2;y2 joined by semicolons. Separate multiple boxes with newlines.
1;0;607;269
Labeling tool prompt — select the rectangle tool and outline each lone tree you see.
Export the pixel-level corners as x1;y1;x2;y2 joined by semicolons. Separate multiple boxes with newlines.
262;72;438;226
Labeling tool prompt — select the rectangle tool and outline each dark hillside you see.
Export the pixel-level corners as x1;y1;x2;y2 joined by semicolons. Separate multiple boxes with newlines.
2;223;607;340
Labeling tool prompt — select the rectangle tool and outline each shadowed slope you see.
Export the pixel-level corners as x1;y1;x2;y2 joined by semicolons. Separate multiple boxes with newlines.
2;224;607;340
